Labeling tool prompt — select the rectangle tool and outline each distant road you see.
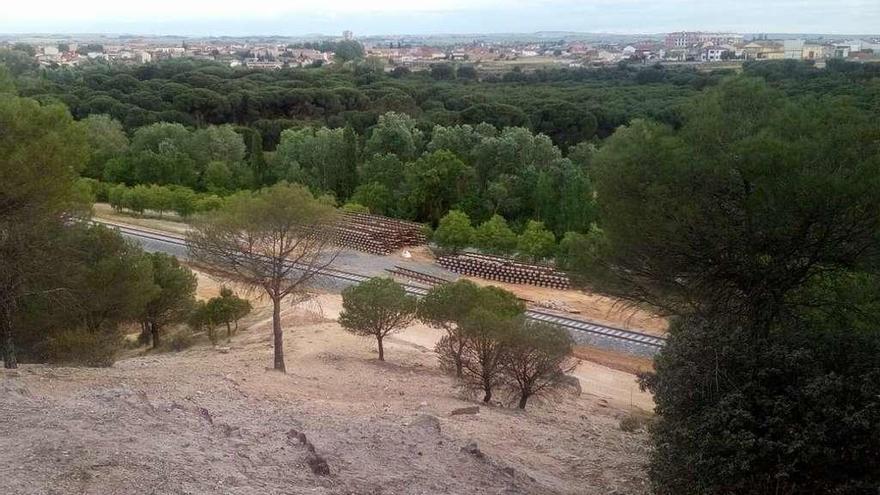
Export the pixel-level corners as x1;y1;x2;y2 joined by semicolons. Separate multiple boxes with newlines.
93;219;665;357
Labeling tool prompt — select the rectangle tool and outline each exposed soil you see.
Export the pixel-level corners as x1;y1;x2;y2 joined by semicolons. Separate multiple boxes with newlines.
0;278;653;495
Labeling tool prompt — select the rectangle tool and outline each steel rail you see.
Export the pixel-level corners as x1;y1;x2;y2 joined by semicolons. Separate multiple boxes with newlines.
93;219;665;350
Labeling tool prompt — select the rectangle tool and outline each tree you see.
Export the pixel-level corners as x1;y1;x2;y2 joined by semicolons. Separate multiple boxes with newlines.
1;96;88;368
364;112;423;161
433;210;474;253
474;214;517;255
333;40;365;62
188;182;339;372
556;227;608;287
403;150;476;224
350;182;393;215
58;225;157;334
589;78;880;493
418;280;482;377
79;114;129;179
338;278;417;361
187;125;247;174
139;253;197;349
502;321;576;409
457;286;525;402
430;64;456;80
517;220;556;261
590;77;880;321
273;127;355;199
201;287;252;343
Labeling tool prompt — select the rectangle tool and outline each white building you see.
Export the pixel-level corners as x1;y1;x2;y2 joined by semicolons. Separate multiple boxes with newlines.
701;47;727;62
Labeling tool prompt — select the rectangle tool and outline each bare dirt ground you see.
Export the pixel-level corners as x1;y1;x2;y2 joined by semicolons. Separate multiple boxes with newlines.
0;274;652;495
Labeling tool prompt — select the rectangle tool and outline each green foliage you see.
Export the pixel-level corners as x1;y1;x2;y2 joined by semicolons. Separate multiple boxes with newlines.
556;226;608;287
350;182;393;215
341;202;369;214
191;287;252;344
590;77;880;318
0;94;89;368
273;126;358;200
433;210;474;253
365;112;423;161
502;321;575;409
419;281;524;381
588;77;880;494
403;150;475;224
139;253;198;349
643;312;880;494
43;328;121;367
517;220;556;262
187;182;338;372
333;40;366;62
473;214;517;255
339;278;417;361
79;114;129;179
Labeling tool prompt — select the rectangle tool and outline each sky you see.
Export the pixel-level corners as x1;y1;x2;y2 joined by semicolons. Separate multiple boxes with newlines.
1;0;878;36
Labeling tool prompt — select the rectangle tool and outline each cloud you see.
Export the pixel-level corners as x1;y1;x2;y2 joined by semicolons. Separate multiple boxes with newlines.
0;0;877;35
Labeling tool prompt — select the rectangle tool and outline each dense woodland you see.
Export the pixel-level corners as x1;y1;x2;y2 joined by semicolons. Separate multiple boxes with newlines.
2;47;880;494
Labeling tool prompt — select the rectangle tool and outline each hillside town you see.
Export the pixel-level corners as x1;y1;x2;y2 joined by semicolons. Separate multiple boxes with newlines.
3;31;879;71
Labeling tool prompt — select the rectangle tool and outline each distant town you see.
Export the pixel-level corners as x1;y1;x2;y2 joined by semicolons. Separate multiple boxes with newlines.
3;30;880;72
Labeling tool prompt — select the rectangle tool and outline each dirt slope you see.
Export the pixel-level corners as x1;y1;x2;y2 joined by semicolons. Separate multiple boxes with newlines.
0;299;651;495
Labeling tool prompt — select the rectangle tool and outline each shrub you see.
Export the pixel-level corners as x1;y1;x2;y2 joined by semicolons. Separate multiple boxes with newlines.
165;331;195;352
474;214;517;255
433;209;474;253
44;328;120;367
517;220;556;262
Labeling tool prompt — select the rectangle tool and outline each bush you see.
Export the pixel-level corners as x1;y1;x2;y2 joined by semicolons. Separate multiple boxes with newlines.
43;328;120;367
642;314;880;495
517;220;556;262
164;331;195;352
474;214;517;255
433;210;474;253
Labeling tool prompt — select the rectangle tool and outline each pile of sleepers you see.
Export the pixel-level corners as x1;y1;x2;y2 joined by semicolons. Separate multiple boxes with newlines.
437;252;571;290
333;212;427;255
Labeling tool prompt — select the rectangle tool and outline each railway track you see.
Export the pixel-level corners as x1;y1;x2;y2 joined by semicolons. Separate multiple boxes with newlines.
93;219;666;352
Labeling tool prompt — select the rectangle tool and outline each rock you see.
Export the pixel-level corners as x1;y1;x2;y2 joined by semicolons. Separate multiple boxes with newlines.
450;406;480;416
198;407;213;424
503;466;516;477
408;414;441;434
306;453;330;476
560;375;582;396
418;401;428;408
460;440;484;459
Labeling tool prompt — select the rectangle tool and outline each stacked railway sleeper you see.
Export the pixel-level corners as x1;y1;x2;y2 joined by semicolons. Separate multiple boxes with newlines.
332;212;428;255
438;252;571;289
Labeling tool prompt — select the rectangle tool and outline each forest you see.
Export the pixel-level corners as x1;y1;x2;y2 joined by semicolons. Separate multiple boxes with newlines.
3;47;879;261
2;47;880;494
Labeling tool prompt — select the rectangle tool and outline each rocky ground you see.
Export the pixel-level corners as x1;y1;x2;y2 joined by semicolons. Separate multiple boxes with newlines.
0;283;652;495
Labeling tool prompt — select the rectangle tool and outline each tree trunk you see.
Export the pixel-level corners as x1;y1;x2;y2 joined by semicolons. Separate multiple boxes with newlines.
483;387;492;403
139;321;150;345
150;322;160;349
272;296;285;372
518;394;529;409
377;336;384;361
226;322;232;342
2;305;17;369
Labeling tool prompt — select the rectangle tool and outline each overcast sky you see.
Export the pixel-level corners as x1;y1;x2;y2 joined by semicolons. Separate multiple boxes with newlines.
2;0;878;36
